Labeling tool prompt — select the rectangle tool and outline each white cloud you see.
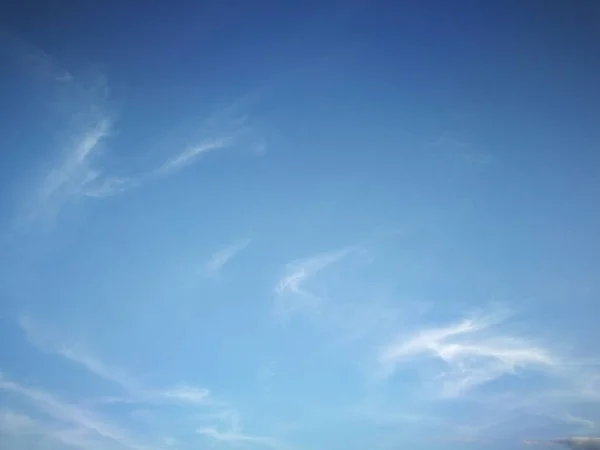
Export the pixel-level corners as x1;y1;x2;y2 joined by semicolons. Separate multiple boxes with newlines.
0;375;152;450
36;117;113;217
204;239;251;277
19;316;211;408
378;312;557;396
1;33;73;83
159;385;210;405
19;316;141;394
274;248;354;319
158;136;233;174
196;407;283;449
197;426;277;448
0;409;110;450
275;249;350;296
0;409;38;434
9;42;264;226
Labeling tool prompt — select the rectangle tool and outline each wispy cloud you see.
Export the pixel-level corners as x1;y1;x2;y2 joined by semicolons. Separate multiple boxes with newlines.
378;311;557;397
34;117;115;219
3;38;129;222
204;239;251;277
8;41;262;225
197;426;278;448
159;384;210;405
19;316;141;393
1;32;73;83
0;375;152;450
0;409;38;434
274;248;354;318
195;406;284;449
158;137;234;174
19;316;210;407
0;408;109;450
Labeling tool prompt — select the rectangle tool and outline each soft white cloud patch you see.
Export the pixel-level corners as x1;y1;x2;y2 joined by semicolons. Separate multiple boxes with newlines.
379;312;557;397
204;239;251;277
0;409;38;434
196;407;282;449
159;385;210;405
197;426;278;448
0;375;152;450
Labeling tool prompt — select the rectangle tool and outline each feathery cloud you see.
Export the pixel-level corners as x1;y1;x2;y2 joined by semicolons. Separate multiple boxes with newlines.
157;137;234;174
19;316;141;393
275;248;352;297
159;385;210;405
204;239;251;277
0;409;38;434
36;117;114;217
19;316;210;407
378;312;556;396
0;375;152;450
273;248;354;320
0;408;109;450
197;426;278;448
1;32;73;83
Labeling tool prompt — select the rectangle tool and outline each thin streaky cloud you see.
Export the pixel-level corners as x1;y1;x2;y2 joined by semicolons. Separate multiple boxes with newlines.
0;375;153;450
19;316;141;394
197;409;241;430
1;32;73;83
41;117;112;200
0;409;38;434
82;176;134;198
57;345;143;394
0;409;107;450
157;136;234;174
9;40;263;224
378;312;557;397
197;426;278;448
273;247;355;320
19;316;211;407
561;414;597;431
204;239;251;277
158;384;211;405
275;247;353;297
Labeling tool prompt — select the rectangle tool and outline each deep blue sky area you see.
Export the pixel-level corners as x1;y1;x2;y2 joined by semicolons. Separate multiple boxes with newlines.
1;2;599;450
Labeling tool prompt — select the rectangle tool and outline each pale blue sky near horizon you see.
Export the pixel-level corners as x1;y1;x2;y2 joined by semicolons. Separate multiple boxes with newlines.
1;1;600;450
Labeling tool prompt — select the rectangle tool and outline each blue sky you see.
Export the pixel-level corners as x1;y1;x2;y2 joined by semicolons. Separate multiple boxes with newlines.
1;1;600;449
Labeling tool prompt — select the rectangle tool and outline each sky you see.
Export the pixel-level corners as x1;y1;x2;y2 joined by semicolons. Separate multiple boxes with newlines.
1;1;600;449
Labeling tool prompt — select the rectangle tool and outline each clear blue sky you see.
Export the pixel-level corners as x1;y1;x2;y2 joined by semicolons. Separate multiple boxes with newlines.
1;1;599;449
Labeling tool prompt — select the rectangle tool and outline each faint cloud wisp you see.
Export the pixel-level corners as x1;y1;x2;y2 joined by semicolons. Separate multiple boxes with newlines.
378;311;557;397
204;239;251;278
